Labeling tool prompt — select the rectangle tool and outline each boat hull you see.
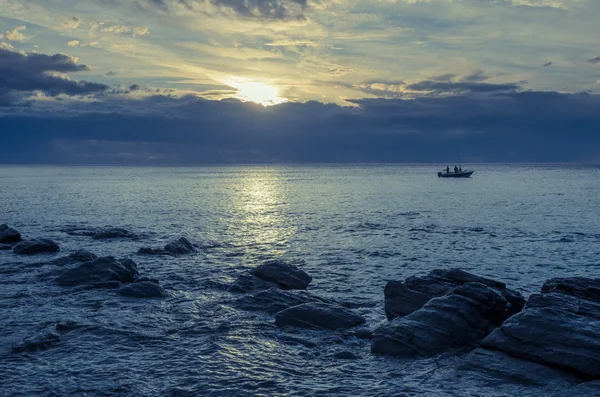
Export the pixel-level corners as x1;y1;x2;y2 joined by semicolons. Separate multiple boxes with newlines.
438;171;474;178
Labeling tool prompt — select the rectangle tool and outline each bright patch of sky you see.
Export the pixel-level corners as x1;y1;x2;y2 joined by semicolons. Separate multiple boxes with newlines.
1;0;599;104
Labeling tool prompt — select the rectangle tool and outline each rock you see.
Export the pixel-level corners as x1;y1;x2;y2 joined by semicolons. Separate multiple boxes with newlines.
342;327;373;340
249;260;312;290
117;281;168;298
384;268;525;320
12;329;61;353
135;276;160;284
554;381;600;396
13;239;60;255
234;287;336;313
542;277;600;303
164;237;196;254
371;282;510;357
138;237;196;255
228;272;279;293
275;302;366;330
459;348;580;387
48;250;98;266
56;256;139;287
92;227;137;240
0;243;12;250
0;224;21;244
331;350;360;360
481;290;600;379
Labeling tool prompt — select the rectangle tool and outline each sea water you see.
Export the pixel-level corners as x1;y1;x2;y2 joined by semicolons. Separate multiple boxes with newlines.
1;164;599;396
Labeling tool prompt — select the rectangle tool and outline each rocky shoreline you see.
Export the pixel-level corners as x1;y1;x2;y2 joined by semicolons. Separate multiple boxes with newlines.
3;222;600;394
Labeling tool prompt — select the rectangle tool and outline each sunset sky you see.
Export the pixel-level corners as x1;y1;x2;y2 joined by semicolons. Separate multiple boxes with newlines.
1;0;600;163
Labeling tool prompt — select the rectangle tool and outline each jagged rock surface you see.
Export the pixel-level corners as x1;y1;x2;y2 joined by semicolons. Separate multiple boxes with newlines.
234;287;336;313
0;224;22;244
275;302;365;330
56;256;139;287
13;239;60;255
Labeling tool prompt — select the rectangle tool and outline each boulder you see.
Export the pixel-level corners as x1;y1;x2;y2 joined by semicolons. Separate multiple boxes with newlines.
117;281;168;298
249;260;312;290
13;239;60;255
371;282;511;357
0;243;12;250
56;256;139;287
138;237;196;255
48;250;98;266
0;224;21;244
234;287;336;313
384;268;525;320
228;272;278;293
541;277;600;303
92;227;137;240
459;348;580;387
481;289;600;379
135;276;160;284
275;302;366;330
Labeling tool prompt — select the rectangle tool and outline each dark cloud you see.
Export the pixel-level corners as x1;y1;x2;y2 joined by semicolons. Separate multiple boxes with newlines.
1;90;599;164
0;48;109;106
135;0;307;19
106;71;118;76
543;62;552;67
405;80;518;94
462;70;488;82
588;57;600;64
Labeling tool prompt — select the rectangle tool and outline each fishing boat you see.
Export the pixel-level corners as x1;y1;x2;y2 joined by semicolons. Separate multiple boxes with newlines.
438;169;474;178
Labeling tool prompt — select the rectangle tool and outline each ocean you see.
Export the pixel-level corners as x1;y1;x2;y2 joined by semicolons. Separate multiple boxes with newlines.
1;164;599;396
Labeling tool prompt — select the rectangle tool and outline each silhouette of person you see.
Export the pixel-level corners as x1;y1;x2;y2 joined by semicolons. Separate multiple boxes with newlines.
459;166;462;172
454;165;458;173
446;166;450;173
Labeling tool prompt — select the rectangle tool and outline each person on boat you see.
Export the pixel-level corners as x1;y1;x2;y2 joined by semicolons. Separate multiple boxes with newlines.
454;165;458;173
459;166;462;172
446;166;450;173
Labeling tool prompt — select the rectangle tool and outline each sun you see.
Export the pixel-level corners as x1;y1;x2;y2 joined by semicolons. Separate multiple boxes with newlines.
226;79;287;106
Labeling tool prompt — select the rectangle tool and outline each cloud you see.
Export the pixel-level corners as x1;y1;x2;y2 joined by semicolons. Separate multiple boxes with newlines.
588;57;600;64
61;17;82;30
2;89;599;164
4;26;29;42
405;80;519;95
101;25;131;34
543;62;552;67
106;71;118;76
138;0;309;19
133;26;150;36
0;48;109;106
67;40;80;47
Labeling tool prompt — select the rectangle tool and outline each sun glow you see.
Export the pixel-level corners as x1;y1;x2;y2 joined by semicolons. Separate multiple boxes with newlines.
226;79;287;106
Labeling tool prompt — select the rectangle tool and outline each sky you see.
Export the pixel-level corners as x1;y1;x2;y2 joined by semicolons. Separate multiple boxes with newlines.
1;0;600;163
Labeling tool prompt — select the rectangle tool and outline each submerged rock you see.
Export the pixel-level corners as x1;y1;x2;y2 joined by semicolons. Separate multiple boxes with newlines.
481;288;600;379
138;237;196;255
117;281;168;298
12;321;80;353
459;348;580;387
13;239;60;255
371;282;511;357
249;260;312;290
234;287;335;313
384;268;525;320
275;302;366;330
229;272;278;293
93;227;137;240
48;250;98;266
56;256;139;287
0;224;22;244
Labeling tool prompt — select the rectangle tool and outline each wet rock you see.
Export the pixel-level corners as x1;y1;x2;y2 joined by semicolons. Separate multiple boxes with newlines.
164;237;196;254
48;250;98;266
228;272;279;293
342;327;373;340
372;282;510;357
275;302;366;330
459;348;580;387
0;224;22;244
0;243;12;250
135;276;160;284
138;237;196;255
554;380;600;396
249;260;312;290
13;239;60;255
234;287;336;313
12;329;61;353
481;289;600;379
541;277;600;303
331;350;360;360
56;256;139;287
118;281;168;298
384;268;525;320
93;227;137;240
